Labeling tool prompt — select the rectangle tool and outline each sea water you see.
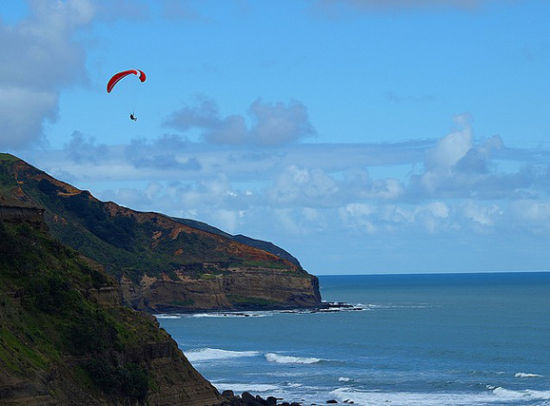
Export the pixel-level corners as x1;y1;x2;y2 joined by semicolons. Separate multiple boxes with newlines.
157;273;550;405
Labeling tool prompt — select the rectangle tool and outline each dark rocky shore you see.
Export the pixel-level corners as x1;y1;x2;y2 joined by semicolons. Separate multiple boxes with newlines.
220;390;351;406
220;390;298;406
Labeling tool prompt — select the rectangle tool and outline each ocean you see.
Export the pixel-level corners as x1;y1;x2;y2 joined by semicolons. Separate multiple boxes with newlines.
157;273;550;406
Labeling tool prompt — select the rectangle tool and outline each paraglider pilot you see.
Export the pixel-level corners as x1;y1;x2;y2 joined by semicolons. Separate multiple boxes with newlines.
106;69;146;122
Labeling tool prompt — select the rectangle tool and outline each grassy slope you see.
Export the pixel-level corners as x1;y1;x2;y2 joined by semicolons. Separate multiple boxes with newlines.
0;154;303;285
0;221;215;404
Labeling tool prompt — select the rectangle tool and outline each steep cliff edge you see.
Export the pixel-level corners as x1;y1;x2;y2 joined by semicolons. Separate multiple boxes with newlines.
0;213;221;405
0;153;322;312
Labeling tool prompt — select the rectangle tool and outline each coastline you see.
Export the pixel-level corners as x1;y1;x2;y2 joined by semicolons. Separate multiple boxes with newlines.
153;301;365;317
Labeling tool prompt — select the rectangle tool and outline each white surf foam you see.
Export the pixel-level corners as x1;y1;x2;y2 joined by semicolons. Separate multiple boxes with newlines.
160;303;370;319
329;386;550;406
189;311;272;318
318;302;367;312
338;377;351;382
493;387;550;400
265;353;322;364
365;303;429;310
214;383;280;393
154;314;181;319
185;348;260;362
515;372;543;378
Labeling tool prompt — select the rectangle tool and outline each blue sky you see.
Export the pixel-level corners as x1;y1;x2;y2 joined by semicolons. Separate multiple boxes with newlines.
2;0;550;274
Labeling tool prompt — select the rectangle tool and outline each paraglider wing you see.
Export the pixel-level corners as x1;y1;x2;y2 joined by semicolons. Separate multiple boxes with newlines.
106;69;146;93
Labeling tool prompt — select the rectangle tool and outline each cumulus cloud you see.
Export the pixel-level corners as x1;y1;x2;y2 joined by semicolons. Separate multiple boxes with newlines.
339;201;452;234
249;99;316;145
15;110;550;244
425;114;473;171
509;200;550;232
64;131;108;163
0;87;58;147
124;135;201;171
0;0;94;148
266;165;405;208
163;97;316;146
268;166;339;206
461;200;502;229
407;114;526;199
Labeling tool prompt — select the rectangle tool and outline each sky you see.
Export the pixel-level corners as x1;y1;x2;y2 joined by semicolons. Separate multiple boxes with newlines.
1;0;550;275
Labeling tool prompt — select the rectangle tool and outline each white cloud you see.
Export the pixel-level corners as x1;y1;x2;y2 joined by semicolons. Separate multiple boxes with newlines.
339;203;377;233
212;209;241;234
0;0;94;148
268;165;339;206
163;97;316;146
64;131;108;163
509;200;550;232
14;110;550;243
0;87;57;147
426;114;473;171
462;200;502;227
249;99;316;146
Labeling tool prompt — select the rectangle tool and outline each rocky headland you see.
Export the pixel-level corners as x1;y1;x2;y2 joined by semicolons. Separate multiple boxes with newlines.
0;153;322;314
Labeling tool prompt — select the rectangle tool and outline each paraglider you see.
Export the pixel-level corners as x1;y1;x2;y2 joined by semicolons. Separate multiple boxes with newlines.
107;69;146;93
107;69;146;121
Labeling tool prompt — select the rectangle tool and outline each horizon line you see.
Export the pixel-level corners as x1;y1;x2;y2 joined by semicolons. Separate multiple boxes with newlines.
315;270;550;277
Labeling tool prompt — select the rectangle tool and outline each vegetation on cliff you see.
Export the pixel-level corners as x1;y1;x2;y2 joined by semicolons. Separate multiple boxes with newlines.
0;220;220;405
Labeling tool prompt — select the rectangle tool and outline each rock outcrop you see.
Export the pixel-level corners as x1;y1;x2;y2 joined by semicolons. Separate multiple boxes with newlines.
122;267;321;312
0;204;47;231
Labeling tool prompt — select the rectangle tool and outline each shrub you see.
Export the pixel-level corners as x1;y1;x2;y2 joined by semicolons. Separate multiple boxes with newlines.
84;359;149;401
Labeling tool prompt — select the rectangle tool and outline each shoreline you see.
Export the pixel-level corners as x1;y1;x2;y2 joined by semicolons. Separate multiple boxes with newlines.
153;301;365;317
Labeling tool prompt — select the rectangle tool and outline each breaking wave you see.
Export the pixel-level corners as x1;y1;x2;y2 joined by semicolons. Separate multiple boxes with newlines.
330;386;550;406
185;348;260;362
265;353;322;364
515;372;543;378
213;383;280;393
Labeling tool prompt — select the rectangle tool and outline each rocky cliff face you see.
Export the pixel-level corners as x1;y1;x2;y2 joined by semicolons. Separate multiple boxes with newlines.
0;153;322;312
0;217;221;406
0;204;47;231
121;267;321;312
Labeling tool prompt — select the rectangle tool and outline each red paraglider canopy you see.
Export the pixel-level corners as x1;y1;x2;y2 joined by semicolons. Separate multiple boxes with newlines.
106;69;146;93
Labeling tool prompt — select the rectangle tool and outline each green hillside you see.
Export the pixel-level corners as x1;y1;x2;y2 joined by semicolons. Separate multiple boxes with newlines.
0;219;220;404
0;153;302;282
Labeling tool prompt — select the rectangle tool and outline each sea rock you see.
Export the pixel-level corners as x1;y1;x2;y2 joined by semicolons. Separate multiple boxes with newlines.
222;390;236;399
266;396;278;406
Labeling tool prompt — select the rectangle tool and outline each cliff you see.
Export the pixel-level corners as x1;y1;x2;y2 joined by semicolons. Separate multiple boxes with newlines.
0;153;322;312
0;214;221;405
0;204;47;232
